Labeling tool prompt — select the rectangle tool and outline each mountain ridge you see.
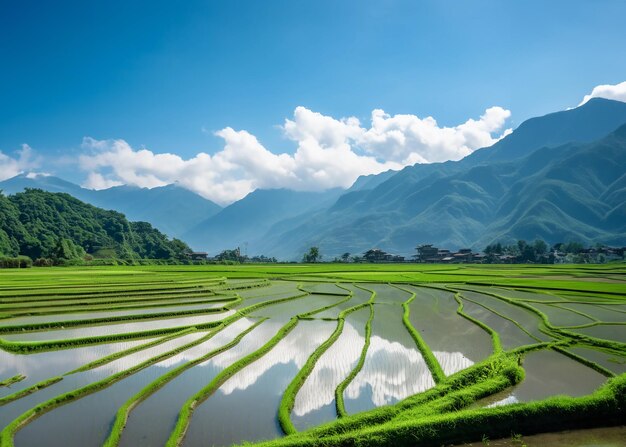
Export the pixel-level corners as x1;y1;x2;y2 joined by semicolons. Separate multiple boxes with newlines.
2;98;626;260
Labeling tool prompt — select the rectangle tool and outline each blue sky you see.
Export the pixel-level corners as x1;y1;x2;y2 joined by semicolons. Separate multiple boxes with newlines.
1;0;626;203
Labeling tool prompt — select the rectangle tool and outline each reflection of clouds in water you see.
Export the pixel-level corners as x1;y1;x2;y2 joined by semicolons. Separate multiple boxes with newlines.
87;332;210;376
434;351;474;376
346;335;435;407
150;318;257;369
0;338;156;377
83;318;257;377
292;330;476;416
216;322;335;395
487;395;518;407
293;322;364;416
2;310;235;342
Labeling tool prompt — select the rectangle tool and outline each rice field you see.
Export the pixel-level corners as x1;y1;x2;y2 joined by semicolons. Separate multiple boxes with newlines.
0;264;624;447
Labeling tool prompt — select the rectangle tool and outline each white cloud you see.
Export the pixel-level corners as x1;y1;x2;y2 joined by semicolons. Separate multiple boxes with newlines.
578;81;626;106
0;144;39;182
359;106;512;164
78;105;511;204
84;172;123;190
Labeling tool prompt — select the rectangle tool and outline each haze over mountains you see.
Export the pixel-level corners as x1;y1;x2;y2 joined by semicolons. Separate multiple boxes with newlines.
2;98;626;260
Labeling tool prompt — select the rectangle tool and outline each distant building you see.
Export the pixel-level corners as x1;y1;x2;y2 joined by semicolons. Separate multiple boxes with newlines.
363;249;405;263
415;244;439;262
188;252;208;261
415;244;484;263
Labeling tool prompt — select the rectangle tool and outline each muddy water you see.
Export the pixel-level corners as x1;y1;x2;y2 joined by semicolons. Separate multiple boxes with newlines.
405;286;492;375
479;349;607;407
458;425;626;446
344;304;434;415
182;320;336;447
292;307;371;430
2;310;234;341
119;318;270;447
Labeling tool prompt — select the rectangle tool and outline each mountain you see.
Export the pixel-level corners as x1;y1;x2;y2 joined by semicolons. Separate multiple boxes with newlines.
0;176;221;241
90;184;221;238
465;97;626;164
257;100;626;260
3;99;625;261
0;189;191;260
182;188;343;254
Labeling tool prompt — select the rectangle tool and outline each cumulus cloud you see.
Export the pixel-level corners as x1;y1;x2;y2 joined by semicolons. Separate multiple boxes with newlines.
79;105;511;204
0;144;39;181
578;81;626;106
359;106;511;164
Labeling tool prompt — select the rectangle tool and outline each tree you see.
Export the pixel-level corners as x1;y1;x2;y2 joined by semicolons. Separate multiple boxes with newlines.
215;248;244;263
302;246;320;263
533;239;548;255
341;252;351;263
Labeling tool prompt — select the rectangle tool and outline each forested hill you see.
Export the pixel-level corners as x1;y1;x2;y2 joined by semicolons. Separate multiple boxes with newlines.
0;189;191;261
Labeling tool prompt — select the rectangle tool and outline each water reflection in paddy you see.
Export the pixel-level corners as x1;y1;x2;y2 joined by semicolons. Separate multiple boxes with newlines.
232;288;305;310
561;303;626;323
460;300;537;350
461;291;550;342
300;283;349;295
311;285;372;319
292;307;370;430
120;318;265;447
0;338;154;398
183;320;336;447
247;295;344;320
0;332;207;428
0;302;226;327
481;349;607;407
0;295;226;315
344;304;434;414
12;328;235;447
573;324;626;343
567;346;626;375
2;311;234;341
365;284;412;304
405;286;491;374
528;302;595;327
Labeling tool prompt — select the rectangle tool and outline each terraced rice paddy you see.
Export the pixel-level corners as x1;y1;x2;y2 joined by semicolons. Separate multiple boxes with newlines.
0;264;624;447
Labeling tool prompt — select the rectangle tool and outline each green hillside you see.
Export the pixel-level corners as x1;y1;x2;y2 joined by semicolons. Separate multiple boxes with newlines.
260;122;626;260
0;176;222;239
0;189;191;261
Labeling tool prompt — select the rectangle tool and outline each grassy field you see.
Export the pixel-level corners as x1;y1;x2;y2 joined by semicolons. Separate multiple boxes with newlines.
0;263;624;447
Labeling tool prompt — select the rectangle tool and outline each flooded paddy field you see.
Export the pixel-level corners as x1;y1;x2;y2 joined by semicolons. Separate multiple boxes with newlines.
0;265;624;447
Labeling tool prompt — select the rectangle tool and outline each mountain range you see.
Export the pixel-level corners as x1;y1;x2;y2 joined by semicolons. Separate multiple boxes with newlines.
2;97;626;260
